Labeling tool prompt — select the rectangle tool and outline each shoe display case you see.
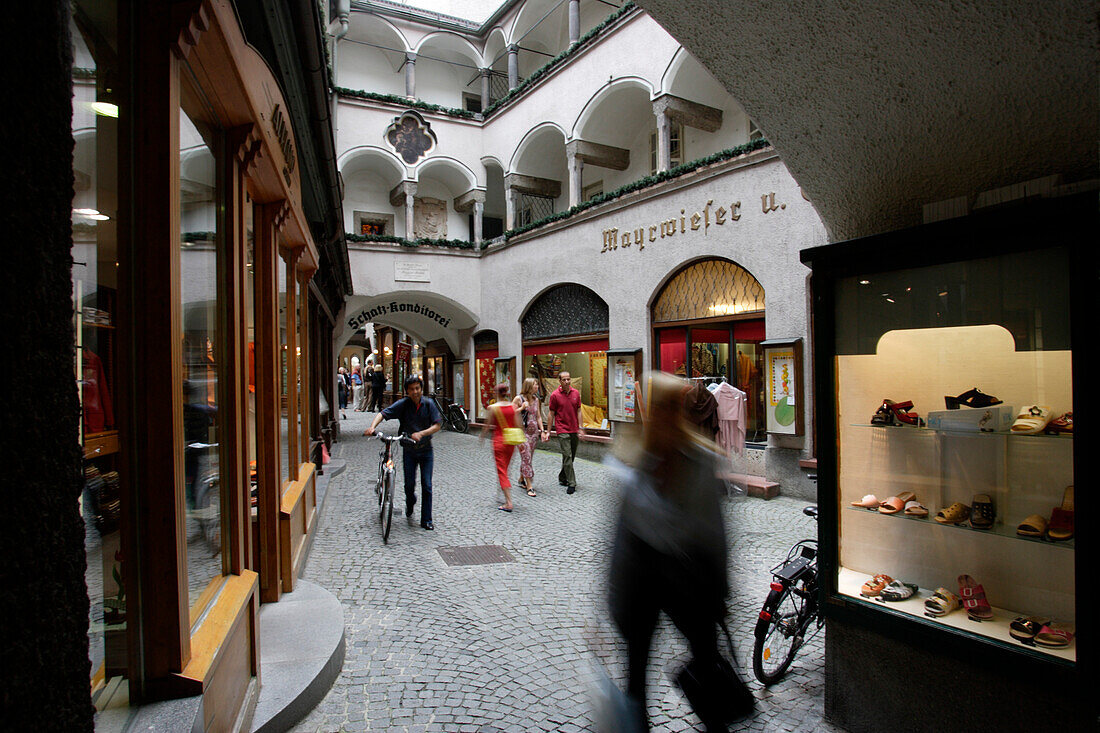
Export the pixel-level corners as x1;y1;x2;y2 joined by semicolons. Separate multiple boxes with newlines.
801;193;1092;679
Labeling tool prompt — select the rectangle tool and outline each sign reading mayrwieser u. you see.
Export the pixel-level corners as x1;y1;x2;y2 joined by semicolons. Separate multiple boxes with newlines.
347;302;453;330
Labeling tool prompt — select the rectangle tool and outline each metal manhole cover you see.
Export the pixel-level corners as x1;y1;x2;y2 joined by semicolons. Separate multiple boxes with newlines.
437;544;515;566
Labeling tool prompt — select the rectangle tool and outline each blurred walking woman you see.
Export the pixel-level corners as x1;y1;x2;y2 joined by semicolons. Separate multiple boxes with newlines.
609;371;744;731
489;382;522;512
513;377;546;497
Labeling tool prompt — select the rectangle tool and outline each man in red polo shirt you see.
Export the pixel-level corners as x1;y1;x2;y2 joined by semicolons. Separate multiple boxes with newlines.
548;371;584;494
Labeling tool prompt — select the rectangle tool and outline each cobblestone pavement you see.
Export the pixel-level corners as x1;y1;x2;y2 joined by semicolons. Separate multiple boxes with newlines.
293;410;840;732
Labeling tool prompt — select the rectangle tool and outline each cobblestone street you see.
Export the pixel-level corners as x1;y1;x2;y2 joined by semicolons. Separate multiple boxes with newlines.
293;410;836;732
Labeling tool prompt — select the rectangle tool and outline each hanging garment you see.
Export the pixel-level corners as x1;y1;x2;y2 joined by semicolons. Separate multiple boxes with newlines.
713;382;747;455
683;380;720;437
82;348;114;434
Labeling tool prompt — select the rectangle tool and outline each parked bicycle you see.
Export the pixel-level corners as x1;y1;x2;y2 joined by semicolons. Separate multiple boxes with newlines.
370;431;416;543
431;392;469;433
752;499;820;685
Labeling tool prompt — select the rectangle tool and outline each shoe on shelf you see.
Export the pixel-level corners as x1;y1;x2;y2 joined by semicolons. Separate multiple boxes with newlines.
934;502;971;525
970;494;995;529
1011;405;1052;434
1046;486;1074;541
945;388;1003;410
1045;412;1073;435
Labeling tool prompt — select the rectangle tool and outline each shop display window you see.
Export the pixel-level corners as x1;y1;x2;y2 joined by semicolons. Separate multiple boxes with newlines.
524;341;609;430
474;349;498;420
826;244;1076;663
278;251;290;489
179;106;224;610
245;194;257;518
452;361;467;409
72;0;126;696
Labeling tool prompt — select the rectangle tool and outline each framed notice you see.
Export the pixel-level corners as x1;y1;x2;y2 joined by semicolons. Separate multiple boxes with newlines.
606;349;642;423
394;260;430;282
761;338;804;436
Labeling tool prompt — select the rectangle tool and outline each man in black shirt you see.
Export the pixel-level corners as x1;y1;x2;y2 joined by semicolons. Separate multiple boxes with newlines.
364;375;443;529
368;364;387;411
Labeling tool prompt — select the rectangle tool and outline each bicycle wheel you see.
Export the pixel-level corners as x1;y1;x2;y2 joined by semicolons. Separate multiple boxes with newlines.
448;405;469;433
752;587;804;685
380;470;394;543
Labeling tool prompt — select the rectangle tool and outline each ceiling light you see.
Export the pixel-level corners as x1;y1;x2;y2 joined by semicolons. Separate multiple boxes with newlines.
938;291;948;297
859;280;870;285
885;298;895;303
91;102;118;118
73;207;99;216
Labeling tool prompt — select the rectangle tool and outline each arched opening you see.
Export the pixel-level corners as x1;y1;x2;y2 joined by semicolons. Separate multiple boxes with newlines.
338;14;408;96
415;32;483;110
520;284;610;431
651;258;767;441
663;49;751;162
573;79;653;198
510;124;568;225
482;28;509;105
415;157;479;240
482;158;506;240
340;147;407;237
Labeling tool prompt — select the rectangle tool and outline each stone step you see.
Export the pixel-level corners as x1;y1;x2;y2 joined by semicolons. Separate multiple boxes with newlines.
719;472;780;500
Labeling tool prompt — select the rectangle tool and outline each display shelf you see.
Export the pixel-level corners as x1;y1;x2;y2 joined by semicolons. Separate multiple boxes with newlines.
845;505;1075;549
852;423;1072;440
838;567;1075;663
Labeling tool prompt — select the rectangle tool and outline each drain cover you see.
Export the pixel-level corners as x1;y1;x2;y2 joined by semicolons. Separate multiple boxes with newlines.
437;544;515;566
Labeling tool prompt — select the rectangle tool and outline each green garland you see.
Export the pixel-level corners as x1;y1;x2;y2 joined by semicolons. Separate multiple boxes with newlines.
72;66;97;80
504;139;771;240
346;232;476;250
335;87;476;120
482;1;636;118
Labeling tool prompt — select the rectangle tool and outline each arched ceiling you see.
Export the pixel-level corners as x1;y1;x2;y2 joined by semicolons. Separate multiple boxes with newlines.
635;0;1098;241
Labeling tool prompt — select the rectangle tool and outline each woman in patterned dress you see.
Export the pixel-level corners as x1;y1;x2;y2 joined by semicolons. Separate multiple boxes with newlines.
512;377;547;497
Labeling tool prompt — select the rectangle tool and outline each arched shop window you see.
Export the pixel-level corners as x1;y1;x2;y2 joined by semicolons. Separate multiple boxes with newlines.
652;259;767;442
521;284;611;432
473;330;499;420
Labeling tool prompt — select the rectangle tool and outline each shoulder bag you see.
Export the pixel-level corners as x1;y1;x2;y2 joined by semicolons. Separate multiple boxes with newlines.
493;405;526;445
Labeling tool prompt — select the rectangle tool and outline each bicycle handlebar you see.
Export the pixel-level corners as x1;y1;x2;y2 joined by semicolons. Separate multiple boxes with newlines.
371;431;417;447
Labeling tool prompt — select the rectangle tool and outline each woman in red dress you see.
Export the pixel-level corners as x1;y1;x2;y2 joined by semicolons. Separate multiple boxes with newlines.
489;382;520;512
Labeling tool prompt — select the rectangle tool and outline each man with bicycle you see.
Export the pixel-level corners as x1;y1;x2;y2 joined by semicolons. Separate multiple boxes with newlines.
364;375;443;530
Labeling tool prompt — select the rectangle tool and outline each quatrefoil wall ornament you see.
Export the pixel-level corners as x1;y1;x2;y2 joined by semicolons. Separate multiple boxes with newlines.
385;112;436;164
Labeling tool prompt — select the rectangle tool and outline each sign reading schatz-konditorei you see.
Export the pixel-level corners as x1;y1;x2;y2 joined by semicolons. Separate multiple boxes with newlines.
347;302;453;330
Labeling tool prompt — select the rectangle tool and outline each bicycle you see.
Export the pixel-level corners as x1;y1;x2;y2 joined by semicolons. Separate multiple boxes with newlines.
430;392;469;433
751;501;820;685
370;432;416;543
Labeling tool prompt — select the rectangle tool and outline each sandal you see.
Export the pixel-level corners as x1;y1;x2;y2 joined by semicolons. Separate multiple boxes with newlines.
1016;514;1048;537
970;494;995;529
903;500;928;517
944;388;1003;410
883;399;925;427
957;574;993;620
1011;405;1052;434
1034;622;1075;648
934;502;971;525
1045;412;1073;435
923;588;960;617
860;573;893;598
878;496;906;514
1009;616;1051;643
870;402;895;426
527;489;537;497
1046;486;1074;541
850;494;881;509
878;580;919;602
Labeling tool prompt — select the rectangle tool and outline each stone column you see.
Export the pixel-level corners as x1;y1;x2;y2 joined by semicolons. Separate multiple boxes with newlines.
472;200;484;247
405;195;416;236
568;0;580;44
505;187;517;230
567;148;583;207
390;181;418;238
480;68;491;109
507;45;519;89
656;110;671;172
404;52;416;98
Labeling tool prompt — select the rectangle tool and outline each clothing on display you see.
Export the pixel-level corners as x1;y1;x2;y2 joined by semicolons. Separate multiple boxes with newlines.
712;382;747;455
683;380;719;437
82;348;114;434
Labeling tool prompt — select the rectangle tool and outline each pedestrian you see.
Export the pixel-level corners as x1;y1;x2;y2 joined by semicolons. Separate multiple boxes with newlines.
547;370;583;494
607;371;751;731
350;366;364;408
355;365;372;412
363;375;443;530
336;366;349;419
369;364;387;411
512;377;547;497
485;382;523;512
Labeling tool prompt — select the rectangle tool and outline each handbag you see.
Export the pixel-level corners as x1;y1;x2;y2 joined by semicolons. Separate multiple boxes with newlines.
673;621;755;728
493;405;526;445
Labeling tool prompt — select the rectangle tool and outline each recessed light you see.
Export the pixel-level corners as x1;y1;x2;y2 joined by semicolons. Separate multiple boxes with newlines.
91;102;118;118
885;298;895;303
859;280;870;285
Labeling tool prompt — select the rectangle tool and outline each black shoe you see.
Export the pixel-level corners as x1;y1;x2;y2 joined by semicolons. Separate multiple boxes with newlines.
421;520;434;530
405;503;415;518
567;486;576;494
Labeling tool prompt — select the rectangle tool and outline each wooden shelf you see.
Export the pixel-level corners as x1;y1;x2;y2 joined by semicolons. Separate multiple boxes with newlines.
845;505;1074;549
84;430;119;460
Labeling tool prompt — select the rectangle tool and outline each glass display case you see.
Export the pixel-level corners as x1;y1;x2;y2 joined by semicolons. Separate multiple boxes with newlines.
802;194;1090;672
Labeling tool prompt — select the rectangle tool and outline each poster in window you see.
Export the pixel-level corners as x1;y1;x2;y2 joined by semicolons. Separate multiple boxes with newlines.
762;338;803;435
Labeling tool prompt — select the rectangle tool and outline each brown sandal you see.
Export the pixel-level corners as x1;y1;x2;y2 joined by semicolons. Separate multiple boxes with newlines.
935;502;971;525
